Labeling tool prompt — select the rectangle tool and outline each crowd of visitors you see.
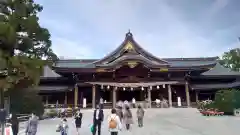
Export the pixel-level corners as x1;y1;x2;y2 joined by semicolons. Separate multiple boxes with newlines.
3;100;145;135
90;103;145;135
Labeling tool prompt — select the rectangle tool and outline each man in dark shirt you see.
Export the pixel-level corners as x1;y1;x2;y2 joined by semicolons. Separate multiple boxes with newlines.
92;104;104;135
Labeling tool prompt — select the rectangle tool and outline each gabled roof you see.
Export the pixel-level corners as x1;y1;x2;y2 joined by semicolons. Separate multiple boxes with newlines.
94;31;169;66
201;63;240;76
40;65;61;78
52;32;219;70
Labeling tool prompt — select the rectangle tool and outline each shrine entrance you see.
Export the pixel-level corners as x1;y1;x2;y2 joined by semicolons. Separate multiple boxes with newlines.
88;81;179;108
117;88;145;101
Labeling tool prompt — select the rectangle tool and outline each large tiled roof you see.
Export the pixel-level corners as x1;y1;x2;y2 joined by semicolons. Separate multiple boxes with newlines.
41;66;61;78
201;63;240;76
55;60;96;68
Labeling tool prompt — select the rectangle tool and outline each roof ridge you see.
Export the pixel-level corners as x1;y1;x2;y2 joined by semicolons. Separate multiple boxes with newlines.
163;57;218;61
56;57;218;62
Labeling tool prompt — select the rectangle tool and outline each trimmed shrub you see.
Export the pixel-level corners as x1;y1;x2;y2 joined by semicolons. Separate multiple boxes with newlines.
198;89;240;115
9;89;44;116
47;109;58;118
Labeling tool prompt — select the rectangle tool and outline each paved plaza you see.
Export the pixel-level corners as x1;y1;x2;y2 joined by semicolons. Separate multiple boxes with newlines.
20;108;240;135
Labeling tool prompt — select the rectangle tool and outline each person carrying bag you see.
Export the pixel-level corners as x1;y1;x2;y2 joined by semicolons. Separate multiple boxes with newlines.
108;108;122;135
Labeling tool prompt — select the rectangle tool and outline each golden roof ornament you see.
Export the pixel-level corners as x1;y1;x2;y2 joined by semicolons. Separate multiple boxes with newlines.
124;41;134;50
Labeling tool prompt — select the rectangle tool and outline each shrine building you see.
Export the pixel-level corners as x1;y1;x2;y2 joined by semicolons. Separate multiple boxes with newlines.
38;32;240;108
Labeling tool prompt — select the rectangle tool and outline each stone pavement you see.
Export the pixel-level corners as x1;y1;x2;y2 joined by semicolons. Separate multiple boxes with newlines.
21;108;240;135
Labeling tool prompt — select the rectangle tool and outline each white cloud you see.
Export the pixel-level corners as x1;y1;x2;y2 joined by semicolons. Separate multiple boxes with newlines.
210;0;229;14
38;0;238;59
51;37;94;59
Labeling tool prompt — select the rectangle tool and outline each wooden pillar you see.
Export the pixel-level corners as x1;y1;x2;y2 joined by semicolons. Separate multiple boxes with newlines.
74;84;78;108
168;84;172;108
45;95;49;105
148;88;151;108
64;92;68;105
110;91;113;102
112;87;117;108
92;85;96;109
185;81;191;107
140;90;144;101
195;91;199;103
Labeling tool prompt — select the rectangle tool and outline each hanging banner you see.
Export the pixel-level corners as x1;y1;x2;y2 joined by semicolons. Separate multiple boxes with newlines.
177;97;181;107
83;98;87;108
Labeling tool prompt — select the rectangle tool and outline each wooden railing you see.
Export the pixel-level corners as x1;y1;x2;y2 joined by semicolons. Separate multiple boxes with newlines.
16;114;31;122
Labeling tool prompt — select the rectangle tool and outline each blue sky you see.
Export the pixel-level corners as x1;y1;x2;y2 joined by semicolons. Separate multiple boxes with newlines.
36;0;240;59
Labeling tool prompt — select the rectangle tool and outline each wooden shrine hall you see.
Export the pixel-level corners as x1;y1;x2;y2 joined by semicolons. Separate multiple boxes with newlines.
38;32;240;108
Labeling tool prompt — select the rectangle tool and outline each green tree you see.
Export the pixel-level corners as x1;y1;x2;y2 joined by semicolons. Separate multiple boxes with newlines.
0;0;58;114
219;48;240;72
212;89;240;115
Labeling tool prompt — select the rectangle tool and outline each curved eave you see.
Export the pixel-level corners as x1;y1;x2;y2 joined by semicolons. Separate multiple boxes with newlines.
93;39;128;64
36;85;72;93
190;75;240;79
52;62;216;74
96;54;169;68
130;38;169;64
163;57;218;61
150;63;216;72
191;81;240;90
53;66;96;73
40;77;70;83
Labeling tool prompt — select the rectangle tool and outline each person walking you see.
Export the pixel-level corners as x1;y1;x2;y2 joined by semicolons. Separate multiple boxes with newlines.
92;105;104;135
25;113;39;135
136;105;145;127
74;109;83;135
108;108;122;135
123;106;133;130
116;106;123;122
10;113;19;135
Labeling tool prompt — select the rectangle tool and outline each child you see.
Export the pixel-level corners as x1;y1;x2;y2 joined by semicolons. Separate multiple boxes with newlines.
136;105;145;127
60;118;69;135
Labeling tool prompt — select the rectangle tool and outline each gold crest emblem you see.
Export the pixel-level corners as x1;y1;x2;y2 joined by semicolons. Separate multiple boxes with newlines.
160;68;168;72
96;68;106;72
127;61;138;68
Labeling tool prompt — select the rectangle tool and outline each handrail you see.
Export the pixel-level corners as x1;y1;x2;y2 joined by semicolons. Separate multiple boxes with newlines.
17;114;31;135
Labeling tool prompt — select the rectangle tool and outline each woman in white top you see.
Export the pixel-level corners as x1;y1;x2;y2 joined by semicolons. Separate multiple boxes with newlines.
107;108;122;135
